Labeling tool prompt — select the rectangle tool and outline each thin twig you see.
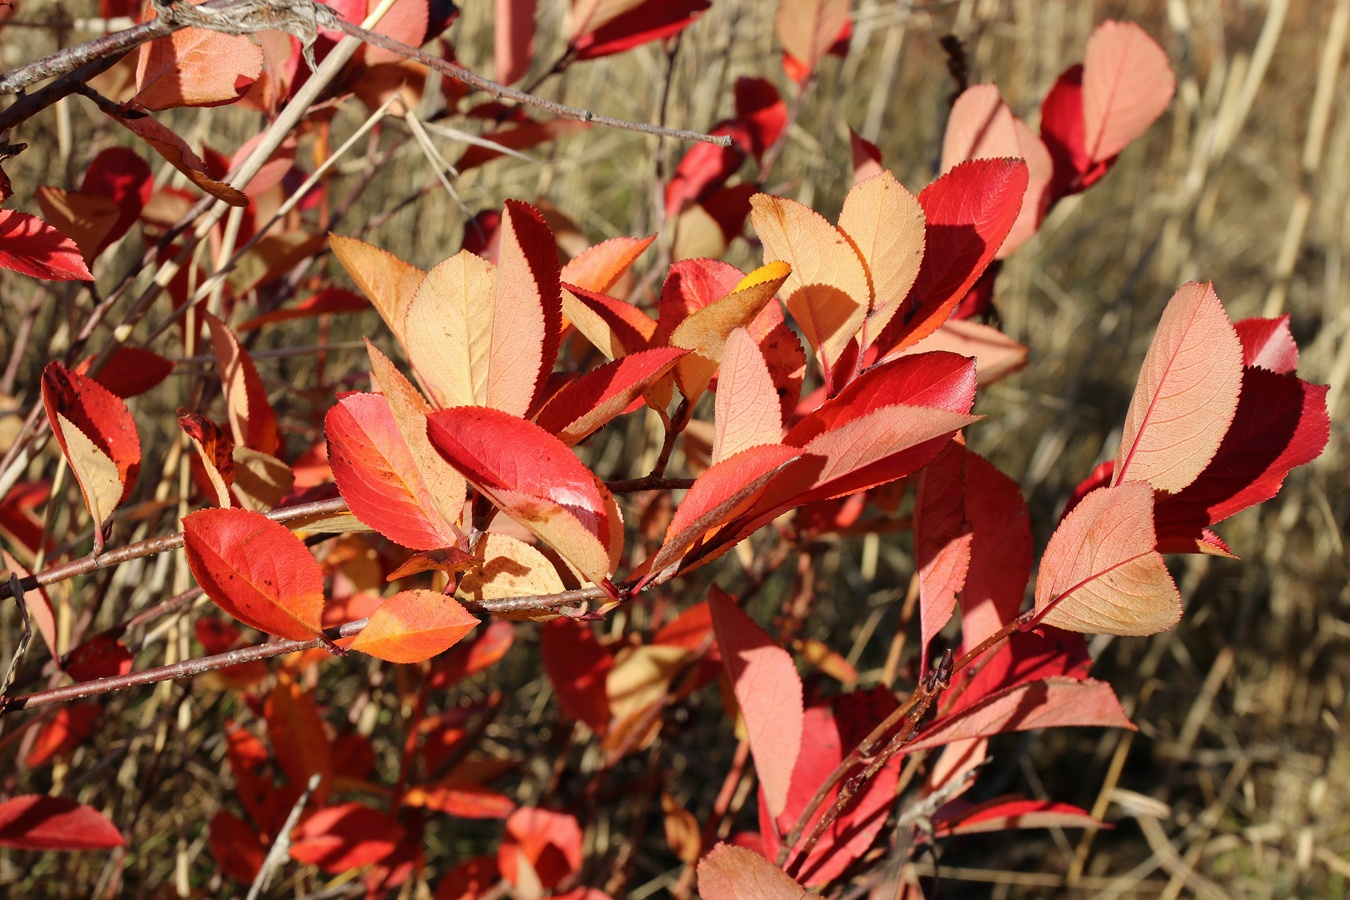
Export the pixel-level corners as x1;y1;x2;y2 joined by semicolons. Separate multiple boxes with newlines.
1;618;369;713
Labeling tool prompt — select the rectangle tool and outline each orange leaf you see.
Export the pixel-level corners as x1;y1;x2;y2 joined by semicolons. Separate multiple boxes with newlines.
494;0;535;85
560;234;655;294
712;328;781;464
0;210;95;281
183;507;326;640
490;200;563;416
561;285;656;360
265;676;333;796
1082;21;1176;163
749;195;869;376
774;0;850;77
329;234;426;344
899;319;1028;387
427;407;622;586
133;26;263;110
697;842;808;899
350;590;478;663
404;781;516;818
1034;482;1181;636
177;410;234;507
708;585;803;818
1112;282;1242;492
204;311;278;455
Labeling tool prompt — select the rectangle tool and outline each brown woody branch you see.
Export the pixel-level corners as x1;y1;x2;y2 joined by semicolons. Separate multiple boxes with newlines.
0;618;369;713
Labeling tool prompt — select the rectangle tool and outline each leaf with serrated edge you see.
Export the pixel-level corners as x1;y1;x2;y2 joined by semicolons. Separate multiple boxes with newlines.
204;312;278;455
750;195;869;374
774;0;849;76
458;533;566;622
326;393;458;549
1034;482;1181;636
671;261;790;401
698;843;807;899
183;507;325;640
562;285;657;360
837;171;925;349
427;407;621;585
712;328;781;464
350;590;478;663
561;235;655;294
56;413;122;536
535;348;687;446
708;586;803;819
915;442;972;670
367;341;466;530
404;250;496;409
1082;21;1176;163
1112;282;1241;493
490;201;562;416
329;235;426;346
230;448;292;512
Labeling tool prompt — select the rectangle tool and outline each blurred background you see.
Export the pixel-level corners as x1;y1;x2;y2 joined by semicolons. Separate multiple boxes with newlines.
1;0;1346;896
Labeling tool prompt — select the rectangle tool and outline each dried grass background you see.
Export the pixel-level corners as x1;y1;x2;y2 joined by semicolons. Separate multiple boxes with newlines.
0;0;1347;896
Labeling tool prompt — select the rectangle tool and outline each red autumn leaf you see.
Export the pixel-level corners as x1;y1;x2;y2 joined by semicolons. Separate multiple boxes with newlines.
709;585;803;819
1040;64;1110;198
734;76;787;162
225;724;292;836
102;111;248;206
404;781;516;819
179;410;235;507
430;617;515;689
435;855;500;900
931;796;1103;837
874;159;1029;357
494;0;535;85
182;507;326;640
759;690;901;886
1;548;57;655
455;118;591;171
908;677;1134;753
897;319;1028;387
570;0;711;60
0;796;124;851
1081;21;1175;163
264;676;334;798
697;843;808;899
80;147;153;254
76;347;174;399
1156;368;1329;545
133;24;264;110
535;348;688;446
349;590;478;663
209;810;267;882
237;288;368;331
64;635;134;682
849;127;883;182
1112;282;1242;493
957;449;1033;649
941;84;1054;258
290;803;403;873
41;362;141;506
0;210;93;281
945;627;1091;717
493;200;562;415
25;703;102;768
326;392;462;550
1235;314;1299;373
1034;482;1182;636
639;444;802;586
498;807;583;890
204;311;279;456
541;619;612;731
915;442;972;670
320;0;428;65
666;122;749;216
427;407;622;585
653;257;746;344
561;234;655;295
